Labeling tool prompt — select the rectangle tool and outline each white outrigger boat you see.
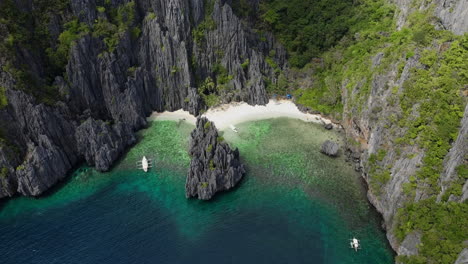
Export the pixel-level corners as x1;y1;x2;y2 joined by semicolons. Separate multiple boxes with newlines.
136;156;153;172
229;124;238;133
349;237;361;251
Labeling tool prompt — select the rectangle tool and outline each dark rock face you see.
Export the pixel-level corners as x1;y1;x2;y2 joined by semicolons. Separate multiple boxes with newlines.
76;119;136;171
320;140;339;157
324;123;333;130
186;117;245;200
0;0;286;198
1;90;79;197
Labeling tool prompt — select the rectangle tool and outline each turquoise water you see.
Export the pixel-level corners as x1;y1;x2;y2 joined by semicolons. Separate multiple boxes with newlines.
0;118;394;263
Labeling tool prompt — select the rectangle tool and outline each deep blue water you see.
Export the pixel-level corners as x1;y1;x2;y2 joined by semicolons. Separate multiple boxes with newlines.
0;119;394;263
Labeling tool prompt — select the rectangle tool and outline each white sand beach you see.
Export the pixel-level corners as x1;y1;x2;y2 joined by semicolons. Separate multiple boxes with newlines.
147;100;338;130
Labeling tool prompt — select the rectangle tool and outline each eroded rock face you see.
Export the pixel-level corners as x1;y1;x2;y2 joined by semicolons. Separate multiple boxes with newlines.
455;248;468;264
186;117;245;200
0;0;285;198
76;119;136;171
393;0;468;35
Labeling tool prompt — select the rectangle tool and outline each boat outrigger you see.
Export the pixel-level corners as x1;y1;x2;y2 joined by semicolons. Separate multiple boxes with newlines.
349;237;361;252
229;124;238;133
136;156;153;172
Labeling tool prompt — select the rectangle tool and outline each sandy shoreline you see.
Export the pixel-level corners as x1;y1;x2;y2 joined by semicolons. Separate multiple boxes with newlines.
147;100;337;131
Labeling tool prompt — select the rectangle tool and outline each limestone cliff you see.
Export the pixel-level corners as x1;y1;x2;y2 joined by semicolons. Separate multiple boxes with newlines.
0;0;466;262
186;117;245;200
338;0;468;261
0;0;284;198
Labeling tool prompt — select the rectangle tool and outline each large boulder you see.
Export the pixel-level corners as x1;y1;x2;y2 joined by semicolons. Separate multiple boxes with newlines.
321;140;340;157
186;117;245;200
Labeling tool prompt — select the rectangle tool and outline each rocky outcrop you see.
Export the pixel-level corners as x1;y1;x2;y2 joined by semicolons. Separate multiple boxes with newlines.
0;0;285;198
0;0;465;260
0;90;79;197
186;117;245;200
438;104;468;202
397;231;422;256
320;140;339;157
434;0;468;35
341;32;467;260
393;0;468;35
76;119;136;171
455;248;468;264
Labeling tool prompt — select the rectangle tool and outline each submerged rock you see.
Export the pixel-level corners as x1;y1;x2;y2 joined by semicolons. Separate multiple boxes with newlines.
186;117;245;200
321;140;340;157
324;123;333;130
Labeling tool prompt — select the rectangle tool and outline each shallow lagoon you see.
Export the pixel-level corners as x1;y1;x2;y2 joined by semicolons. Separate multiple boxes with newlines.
0;118;394;263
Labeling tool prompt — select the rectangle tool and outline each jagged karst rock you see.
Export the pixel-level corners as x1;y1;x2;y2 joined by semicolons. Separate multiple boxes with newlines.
397;231;422;257
0;90;79;197
321;140;340;157
0;0;466;260
393;0;468;35
455;248;468;264
0;0;286;198
186;117;245;200
437;103;468;202
76;119;136;171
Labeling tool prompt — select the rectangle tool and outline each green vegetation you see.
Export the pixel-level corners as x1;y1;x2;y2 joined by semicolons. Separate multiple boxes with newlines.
198;77;218;107
456;164;468;179
259;0;357;68
280;3;466;259
217;136;224;143
371;170;391;192
192;0;217;44
0;0;138;105
131;26;141;39
0;86;8;109
97;6;106;13
213;64;234;89
127;66;137;77
0;0;69;104
376;149;387;162
146;12;156;20
206;144;213;153
192;18;216;44
209;160;216;170
441;164;468;202
231;0;254;18
92;1;137;53
241;59;250;70
395;199;468;264
265;56;279;71
197;63;233;108
93;18;120;53
397;34;467;195
200;182;209;188
288;3;467;263
204;121;212;130
170;66;180;75
367;150;391;195
294;0;395;116
47;19;90;70
0;167;8;179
